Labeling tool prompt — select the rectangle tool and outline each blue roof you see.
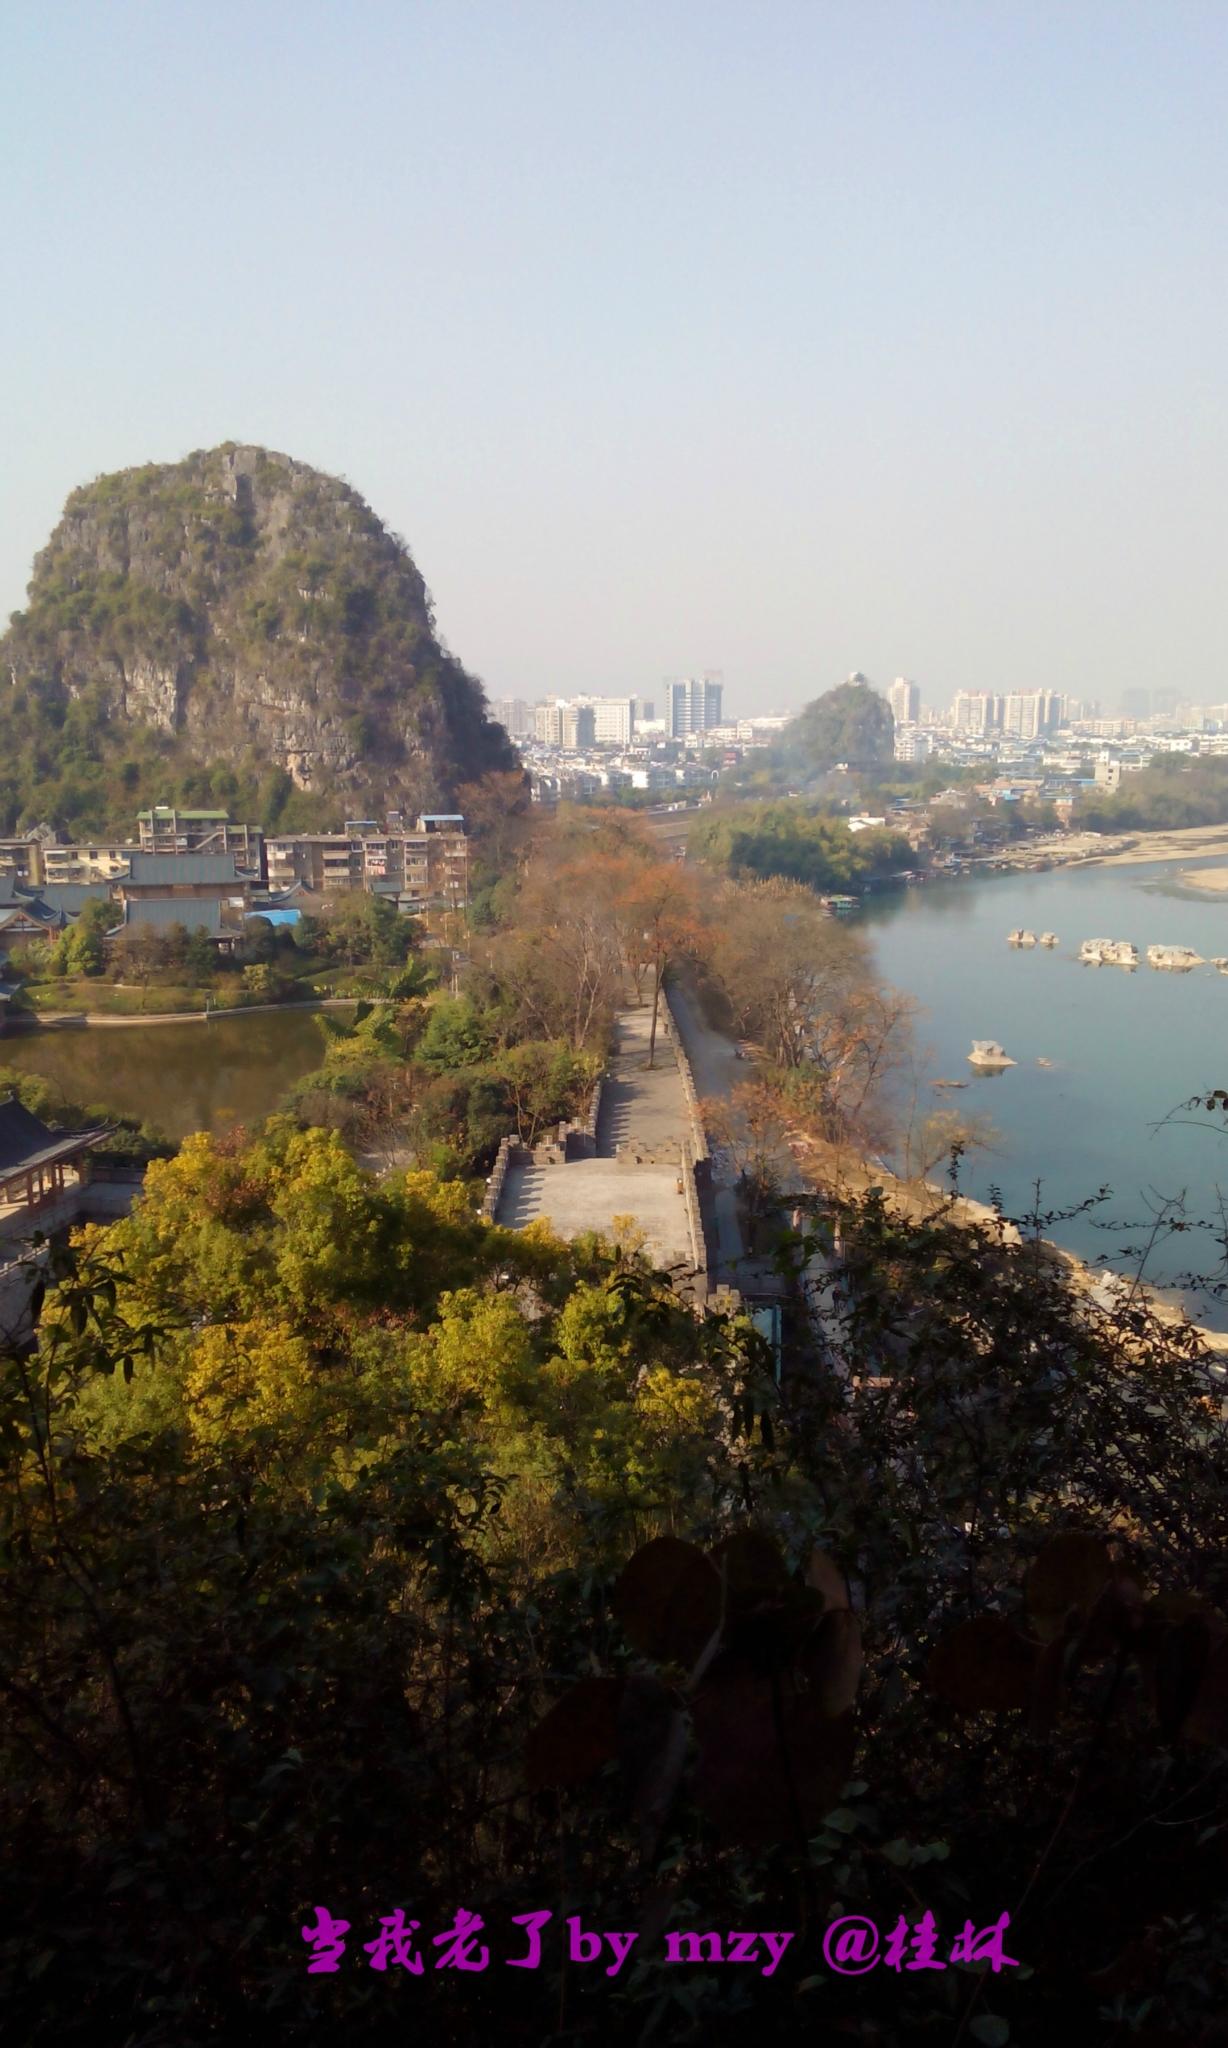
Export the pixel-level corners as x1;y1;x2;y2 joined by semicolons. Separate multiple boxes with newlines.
245;907;300;927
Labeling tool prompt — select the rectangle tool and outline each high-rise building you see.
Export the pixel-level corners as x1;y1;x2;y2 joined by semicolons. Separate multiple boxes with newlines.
1002;690;1064;740
1120;688;1151;721
889;678;921;725
667;675;724;739
582;698;636;747
952;691;1001;737
534;702;563;745
490;696;532;737
561;704;595;749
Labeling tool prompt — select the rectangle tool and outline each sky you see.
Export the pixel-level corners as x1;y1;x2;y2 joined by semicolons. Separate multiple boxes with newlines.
2;3;1227;719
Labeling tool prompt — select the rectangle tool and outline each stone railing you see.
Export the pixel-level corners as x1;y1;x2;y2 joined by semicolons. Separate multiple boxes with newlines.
482;1074;605;1216
679;1140;708;1286
664;989;711;1189
481;1134;517;1222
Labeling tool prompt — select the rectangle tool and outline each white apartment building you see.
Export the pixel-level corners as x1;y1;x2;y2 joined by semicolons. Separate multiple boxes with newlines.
894;728;932;762
585;697;636;747
889;678;921;725
952;691;1002;737
533;701;597;748
1002;690;1064;740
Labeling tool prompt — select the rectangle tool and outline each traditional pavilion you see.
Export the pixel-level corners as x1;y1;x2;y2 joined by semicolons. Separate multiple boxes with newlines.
0;1096;111;1217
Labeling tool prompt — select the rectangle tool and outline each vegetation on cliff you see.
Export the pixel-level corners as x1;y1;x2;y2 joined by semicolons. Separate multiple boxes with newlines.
0;444;516;837
783;677;895;778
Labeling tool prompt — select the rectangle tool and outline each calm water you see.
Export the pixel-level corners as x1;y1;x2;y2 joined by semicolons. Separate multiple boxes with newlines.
862;859;1228;1298
0;1008;331;1139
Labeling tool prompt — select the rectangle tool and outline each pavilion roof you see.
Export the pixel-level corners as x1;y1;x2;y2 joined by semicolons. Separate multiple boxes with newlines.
0;1098;112;1182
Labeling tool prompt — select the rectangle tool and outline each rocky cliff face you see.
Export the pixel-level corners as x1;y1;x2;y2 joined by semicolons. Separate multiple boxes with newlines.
2;444;516;810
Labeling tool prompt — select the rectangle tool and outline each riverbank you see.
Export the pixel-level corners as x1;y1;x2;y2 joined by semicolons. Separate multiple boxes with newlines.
1081;820;1228;866
20;997;358;1031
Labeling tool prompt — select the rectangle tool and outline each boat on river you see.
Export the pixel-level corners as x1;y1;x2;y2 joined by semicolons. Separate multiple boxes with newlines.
1039;932;1059;947
968;1040;1017;1069
1147;944;1205;970
1079;938;1139;967
1007;928;1038;946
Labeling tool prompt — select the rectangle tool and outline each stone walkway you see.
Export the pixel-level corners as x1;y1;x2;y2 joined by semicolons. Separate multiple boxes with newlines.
496;1004;697;1267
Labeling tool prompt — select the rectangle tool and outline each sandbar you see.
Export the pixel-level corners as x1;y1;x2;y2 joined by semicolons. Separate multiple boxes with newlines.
1083;823;1228;867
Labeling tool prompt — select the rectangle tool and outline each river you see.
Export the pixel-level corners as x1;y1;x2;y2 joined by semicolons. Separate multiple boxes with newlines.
0;1008;331;1140
862;857;1228;1307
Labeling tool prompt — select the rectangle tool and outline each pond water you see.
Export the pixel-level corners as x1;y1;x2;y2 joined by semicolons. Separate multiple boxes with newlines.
861;858;1228;1305
0;1008;333;1140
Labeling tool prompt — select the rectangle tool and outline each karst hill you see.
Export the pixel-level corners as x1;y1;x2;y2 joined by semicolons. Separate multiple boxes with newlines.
0;444;516;837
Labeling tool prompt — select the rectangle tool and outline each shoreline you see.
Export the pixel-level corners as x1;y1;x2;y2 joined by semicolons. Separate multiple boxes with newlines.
7;997;358;1032
1079;821;1228;868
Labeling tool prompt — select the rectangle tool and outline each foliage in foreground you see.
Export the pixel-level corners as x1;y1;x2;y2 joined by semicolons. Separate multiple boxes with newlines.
2;1143;1228;2044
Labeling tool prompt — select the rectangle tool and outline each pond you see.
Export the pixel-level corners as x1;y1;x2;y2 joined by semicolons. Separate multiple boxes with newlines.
0;1007;335;1140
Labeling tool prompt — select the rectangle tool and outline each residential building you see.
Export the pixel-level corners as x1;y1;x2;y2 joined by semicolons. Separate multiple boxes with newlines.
889;678;921;725
533;701;597;748
952;691;1002;736
0;838;46;888
490;697;533;737
899;729;929;765
1001;691;1064;740
41;843;133;885
137;807;263;868
586;697;636;747
264;815;469;911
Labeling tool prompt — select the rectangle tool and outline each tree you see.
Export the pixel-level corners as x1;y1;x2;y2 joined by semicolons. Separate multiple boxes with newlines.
111;923;164;1007
48;895;114;978
416;996;492;1071
487;1039;597;1146
621;863;710;1066
317;893;412;969
785;678;894;776
454;768;533;874
689;799;912;889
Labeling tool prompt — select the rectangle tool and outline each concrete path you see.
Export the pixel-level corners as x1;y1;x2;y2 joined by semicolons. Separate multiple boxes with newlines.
496;1003;697;1267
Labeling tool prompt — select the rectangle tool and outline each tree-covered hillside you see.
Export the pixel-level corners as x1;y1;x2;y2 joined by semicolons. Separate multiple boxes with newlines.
0;444;516;837
1078;753;1228;833
783;676;895;779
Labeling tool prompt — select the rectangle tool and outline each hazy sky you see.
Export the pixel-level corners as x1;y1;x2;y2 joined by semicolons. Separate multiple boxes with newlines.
2;3;1226;717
